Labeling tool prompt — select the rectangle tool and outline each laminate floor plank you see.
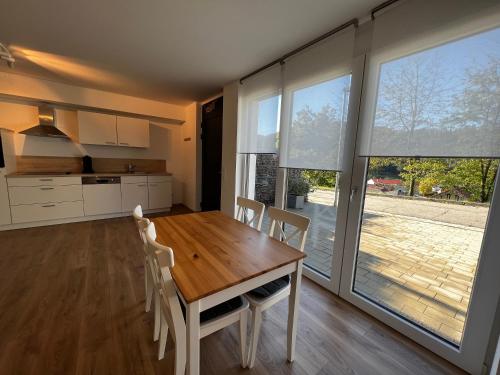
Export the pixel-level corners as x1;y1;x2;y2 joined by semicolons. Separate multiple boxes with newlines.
0;205;465;375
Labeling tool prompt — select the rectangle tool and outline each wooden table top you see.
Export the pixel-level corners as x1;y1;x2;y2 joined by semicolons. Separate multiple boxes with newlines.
152;211;306;303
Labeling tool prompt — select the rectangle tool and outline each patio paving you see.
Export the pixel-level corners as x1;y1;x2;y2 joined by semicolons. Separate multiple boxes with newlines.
261;190;488;346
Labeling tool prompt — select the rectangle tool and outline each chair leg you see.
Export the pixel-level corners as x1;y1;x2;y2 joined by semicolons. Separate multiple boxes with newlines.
247;307;262;369
239;310;248;368
158;313;169;360
154;290;161;341
174;336;186;375
145;261;153;312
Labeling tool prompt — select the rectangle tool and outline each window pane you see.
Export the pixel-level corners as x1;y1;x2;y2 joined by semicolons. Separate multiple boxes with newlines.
353;157;498;346
245;154;279;230
362;27;500;157
285;169;340;279
280;74;351;171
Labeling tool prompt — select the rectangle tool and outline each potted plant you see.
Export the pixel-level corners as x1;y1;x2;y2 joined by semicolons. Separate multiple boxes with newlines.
287;177;310;209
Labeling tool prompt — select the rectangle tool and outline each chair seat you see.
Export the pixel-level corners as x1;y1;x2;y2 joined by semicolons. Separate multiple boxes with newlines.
180;296;246;324
246;275;291;300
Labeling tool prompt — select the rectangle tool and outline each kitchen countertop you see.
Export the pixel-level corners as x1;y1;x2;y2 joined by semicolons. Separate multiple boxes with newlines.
6;172;172;178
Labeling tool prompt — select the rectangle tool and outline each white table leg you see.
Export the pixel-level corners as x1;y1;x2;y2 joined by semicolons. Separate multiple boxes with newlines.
287;259;303;362
187;300;201;375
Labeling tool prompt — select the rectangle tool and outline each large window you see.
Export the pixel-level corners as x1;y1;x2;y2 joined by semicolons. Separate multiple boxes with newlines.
353;157;498;346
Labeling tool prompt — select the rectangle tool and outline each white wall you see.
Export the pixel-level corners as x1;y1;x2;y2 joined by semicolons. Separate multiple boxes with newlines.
181;102;202;211
0;71;185;121
0;101;188;204
220;81;239;217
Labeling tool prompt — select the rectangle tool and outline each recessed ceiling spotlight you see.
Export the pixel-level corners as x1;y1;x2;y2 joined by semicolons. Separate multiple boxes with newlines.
0;43;15;68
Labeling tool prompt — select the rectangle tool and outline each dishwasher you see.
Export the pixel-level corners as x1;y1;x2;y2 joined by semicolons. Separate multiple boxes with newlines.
82;176;122;216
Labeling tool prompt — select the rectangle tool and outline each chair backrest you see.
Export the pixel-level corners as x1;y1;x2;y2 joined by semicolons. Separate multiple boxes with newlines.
267;207;311;252
145;222;186;345
132;205;150;246
236;196;266;230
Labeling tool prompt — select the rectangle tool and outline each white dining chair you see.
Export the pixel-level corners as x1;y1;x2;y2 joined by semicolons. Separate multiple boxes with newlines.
145;222;250;368
236;196;265;231
132;205;161;343
245;206;310;368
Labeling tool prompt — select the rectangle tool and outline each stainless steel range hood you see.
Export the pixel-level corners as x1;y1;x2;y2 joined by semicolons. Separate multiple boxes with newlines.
19;106;69;139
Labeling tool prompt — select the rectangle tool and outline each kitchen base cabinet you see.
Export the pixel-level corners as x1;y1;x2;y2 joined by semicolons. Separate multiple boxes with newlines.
122;182;148;212
11;201;84;224
148;181;172;210
83;184;122;216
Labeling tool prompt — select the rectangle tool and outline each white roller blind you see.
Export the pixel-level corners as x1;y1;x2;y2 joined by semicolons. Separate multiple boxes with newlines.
278;27;355;171
237;65;282;154
359;0;500;157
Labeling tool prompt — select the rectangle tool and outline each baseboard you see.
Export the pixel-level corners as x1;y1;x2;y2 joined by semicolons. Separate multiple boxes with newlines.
0;207;171;231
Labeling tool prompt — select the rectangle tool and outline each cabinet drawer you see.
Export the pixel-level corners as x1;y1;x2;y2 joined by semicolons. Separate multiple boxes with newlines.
121;175;147;184
147;175;172;183
9;185;83;205
7;176;82;187
11;201;84;224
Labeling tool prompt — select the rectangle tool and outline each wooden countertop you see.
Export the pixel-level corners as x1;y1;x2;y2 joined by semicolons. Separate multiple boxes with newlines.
152;211;306;303
6;172;172;178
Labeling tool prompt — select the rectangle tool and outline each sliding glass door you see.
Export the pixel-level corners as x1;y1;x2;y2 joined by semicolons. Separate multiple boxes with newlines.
236;1;500;372
340;6;500;372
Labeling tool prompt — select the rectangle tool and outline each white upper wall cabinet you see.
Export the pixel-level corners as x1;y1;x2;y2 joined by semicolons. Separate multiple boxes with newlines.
116;116;150;148
78;111;118;146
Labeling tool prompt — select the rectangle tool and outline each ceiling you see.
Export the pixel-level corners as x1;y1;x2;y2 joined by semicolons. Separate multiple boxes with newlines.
0;0;380;105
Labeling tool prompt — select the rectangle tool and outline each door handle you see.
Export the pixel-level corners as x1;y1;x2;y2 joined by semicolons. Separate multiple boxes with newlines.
42;204;56;208
40;187;55;190
39;178;53;182
350;187;358;202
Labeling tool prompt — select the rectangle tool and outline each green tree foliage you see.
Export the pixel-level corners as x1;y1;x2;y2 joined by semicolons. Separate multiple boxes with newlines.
302;170;336;189
441;159;499;203
400;159;448;196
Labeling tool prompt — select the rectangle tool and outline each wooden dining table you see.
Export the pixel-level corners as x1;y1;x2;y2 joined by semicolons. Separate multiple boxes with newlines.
152;210;306;375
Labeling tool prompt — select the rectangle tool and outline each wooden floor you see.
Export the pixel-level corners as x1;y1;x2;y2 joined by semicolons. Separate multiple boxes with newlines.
0;205;466;375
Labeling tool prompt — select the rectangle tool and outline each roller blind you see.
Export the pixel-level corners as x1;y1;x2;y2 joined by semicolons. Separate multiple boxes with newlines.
280;27;355;171
237;65;282;154
278;27;355;171
359;0;500;158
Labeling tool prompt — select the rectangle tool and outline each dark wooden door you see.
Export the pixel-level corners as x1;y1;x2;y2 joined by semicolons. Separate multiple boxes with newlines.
201;97;223;211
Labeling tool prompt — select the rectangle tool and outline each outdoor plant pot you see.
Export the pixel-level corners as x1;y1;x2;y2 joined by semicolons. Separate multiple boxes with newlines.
287;194;305;209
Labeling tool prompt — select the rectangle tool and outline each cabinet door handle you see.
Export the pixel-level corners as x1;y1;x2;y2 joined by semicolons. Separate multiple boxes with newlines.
40;187;55;190
138;184;146;187
105;141;116;145
120;142;129;145
42;204;56;208
39;178;53;182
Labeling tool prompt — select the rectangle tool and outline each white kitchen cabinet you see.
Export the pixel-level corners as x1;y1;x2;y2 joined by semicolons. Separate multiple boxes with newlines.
78;111;118;146
148;177;172;210
121;181;148;212
83;184;122;216
0;172;11;226
11;201;84;224
9;185;83;206
117;116;150;148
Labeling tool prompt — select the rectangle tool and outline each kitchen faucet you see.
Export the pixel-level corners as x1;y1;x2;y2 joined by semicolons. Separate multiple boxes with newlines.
127;163;136;173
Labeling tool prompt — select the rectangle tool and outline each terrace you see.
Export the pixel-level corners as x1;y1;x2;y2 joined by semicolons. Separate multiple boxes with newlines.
263;189;488;345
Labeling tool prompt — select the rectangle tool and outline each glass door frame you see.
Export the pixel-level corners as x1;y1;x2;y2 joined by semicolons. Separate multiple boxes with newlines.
338;64;500;375
268;54;367;294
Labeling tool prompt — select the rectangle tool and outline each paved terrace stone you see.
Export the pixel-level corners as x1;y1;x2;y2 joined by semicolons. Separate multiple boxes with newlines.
262;190;488;346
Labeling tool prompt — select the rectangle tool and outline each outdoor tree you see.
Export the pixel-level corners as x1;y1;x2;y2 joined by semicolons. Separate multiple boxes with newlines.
400;159;448;196
442;159;499;203
374;54;450;152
